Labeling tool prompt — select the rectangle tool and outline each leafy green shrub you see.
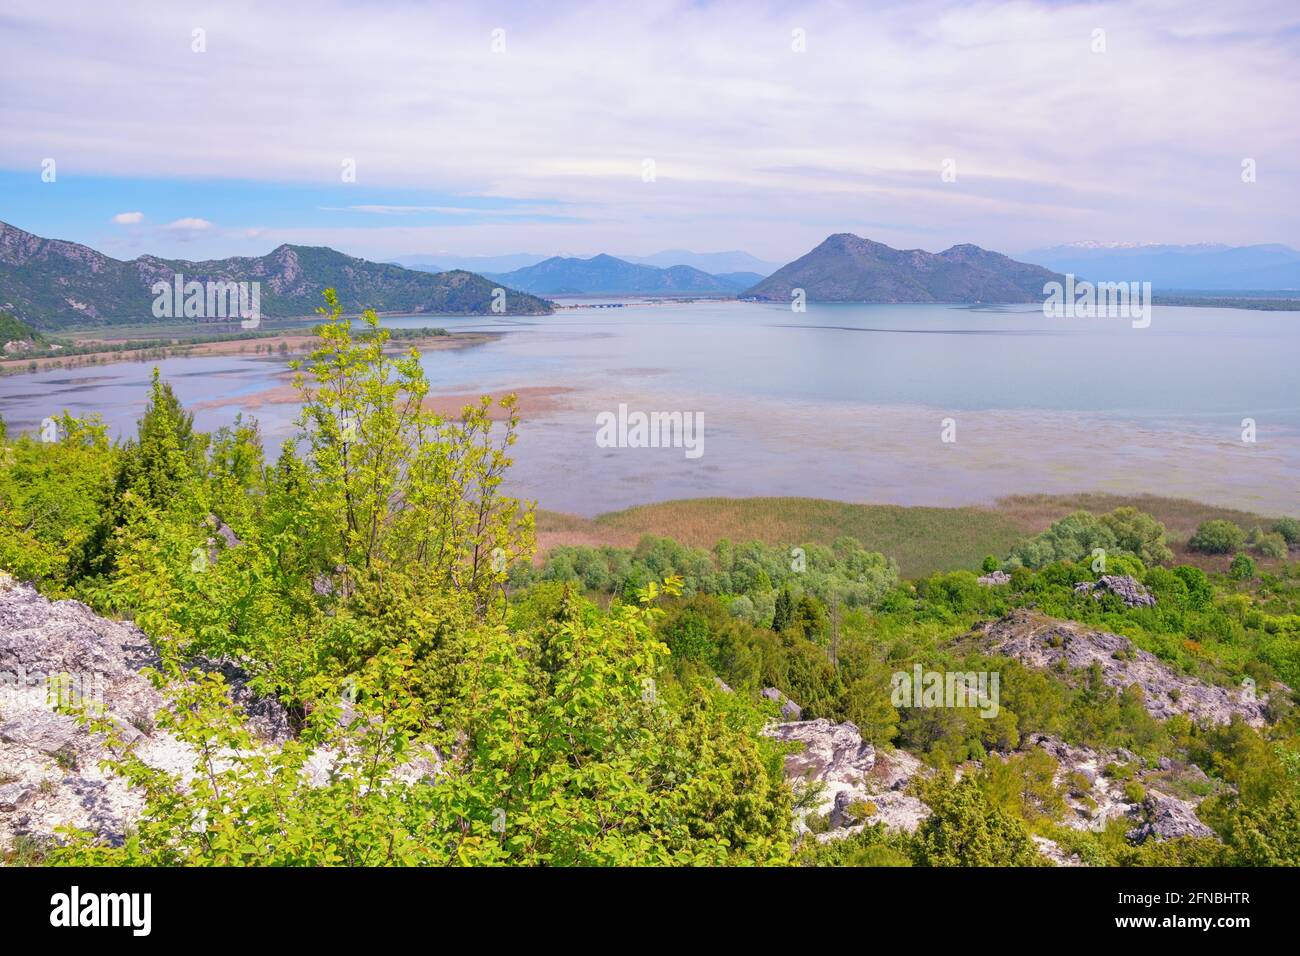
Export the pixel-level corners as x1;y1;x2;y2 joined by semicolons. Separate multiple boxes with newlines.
1255;532;1288;560
1189;520;1245;554
1273;517;1300;549
912;775;1043;866
1006;507;1171;571
1066;770;1093;796
1230;553;1256;580
804;812;831;835
1099;507;1174;565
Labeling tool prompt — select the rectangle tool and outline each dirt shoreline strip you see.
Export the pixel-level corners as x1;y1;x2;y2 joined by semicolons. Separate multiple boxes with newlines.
195;381;575;421
1;330;499;375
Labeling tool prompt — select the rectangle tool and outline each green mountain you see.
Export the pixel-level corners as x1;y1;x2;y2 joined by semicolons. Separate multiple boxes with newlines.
745;233;1064;303
0;220;552;329
487;254;750;295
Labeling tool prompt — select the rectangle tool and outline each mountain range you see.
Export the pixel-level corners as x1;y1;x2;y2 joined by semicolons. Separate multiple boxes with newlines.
392;248;781;277
618;249;781;275
1023;242;1300;291
0;220;552;329
484;254;761;295
744;234;1063;303
18;220;1290;327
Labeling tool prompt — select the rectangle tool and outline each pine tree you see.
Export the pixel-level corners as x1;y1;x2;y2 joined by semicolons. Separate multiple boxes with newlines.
772;586;794;633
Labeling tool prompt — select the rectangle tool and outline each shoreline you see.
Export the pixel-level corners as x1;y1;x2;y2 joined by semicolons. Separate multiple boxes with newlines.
0;329;501;376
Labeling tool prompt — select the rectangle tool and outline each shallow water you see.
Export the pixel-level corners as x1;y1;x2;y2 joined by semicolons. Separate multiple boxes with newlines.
2;301;1297;515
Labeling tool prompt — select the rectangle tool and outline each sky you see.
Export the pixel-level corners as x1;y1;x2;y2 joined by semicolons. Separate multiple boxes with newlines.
1;0;1297;264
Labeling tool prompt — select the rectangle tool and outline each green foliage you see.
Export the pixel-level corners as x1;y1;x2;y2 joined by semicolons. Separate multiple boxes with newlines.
1230;553;1256;580
0;412;115;593
1005;507;1171;570
528;534;899;614
24;291;792;867
0;310;42;344
1099;507;1174;565
1253;532;1288;560
1274;517;1300;549
53;588;792;866
1189;519;1246;554
798;823;913;866
976;749;1065;823
911;775;1043;866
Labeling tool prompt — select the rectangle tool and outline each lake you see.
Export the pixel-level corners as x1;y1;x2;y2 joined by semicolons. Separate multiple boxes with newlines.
2;301;1298;516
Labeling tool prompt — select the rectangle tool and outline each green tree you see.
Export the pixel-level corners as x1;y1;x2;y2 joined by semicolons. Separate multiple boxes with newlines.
1273;517;1300;549
912;775;1042;866
1099;506;1173;565
1188;519;1245;554
1229;553;1256;580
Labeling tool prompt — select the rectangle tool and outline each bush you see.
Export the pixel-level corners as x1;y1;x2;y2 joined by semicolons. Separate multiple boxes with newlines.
912;775;1042;866
1189;520;1245;554
1006;511;1115;570
1099;507;1174;565
1230;553;1257;580
1255;532;1288;560
1274;517;1300;548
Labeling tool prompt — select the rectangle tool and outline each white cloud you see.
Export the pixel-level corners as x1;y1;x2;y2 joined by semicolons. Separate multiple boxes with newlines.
2;0;1297;257
164;217;212;232
111;211;144;224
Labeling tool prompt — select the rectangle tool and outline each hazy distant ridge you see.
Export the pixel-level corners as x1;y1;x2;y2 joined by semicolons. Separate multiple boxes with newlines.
485;254;757;295
1023;242;1300;291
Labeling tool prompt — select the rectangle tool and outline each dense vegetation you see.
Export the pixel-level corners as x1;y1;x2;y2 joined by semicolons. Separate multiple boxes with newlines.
0;219;552;329
0;310;42;347
2;290;1298;867
0;324;452;376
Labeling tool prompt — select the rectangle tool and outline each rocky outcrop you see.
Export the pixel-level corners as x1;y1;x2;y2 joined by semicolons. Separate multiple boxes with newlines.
1019;731;1216;846
0;576;287;852
1023;732;1138;832
763;700;1217;860
204;513;243;562
978;611;1269;726
760;687;803;721
1127;791;1216;843
765;718;928;837
1073;575;1156;608
977;570;1011;586
1032;835;1083;867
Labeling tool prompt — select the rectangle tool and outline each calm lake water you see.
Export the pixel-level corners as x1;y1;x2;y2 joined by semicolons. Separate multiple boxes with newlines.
3;301;1298;515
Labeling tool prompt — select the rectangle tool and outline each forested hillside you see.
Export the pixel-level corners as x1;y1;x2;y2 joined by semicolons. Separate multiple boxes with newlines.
0;220;552;329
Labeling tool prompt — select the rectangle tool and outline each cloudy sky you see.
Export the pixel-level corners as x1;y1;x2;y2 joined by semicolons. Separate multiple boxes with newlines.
1;0;1297;263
